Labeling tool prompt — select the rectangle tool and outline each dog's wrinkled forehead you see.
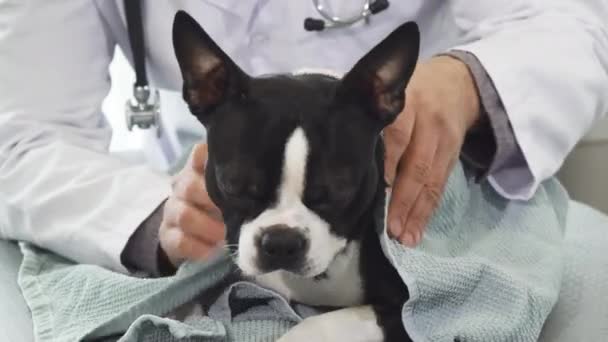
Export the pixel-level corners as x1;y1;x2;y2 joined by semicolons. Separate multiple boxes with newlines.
207;71;377;167
205;72;358;166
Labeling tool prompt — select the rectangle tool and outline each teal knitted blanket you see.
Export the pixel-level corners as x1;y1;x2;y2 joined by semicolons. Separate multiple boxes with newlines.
17;163;568;342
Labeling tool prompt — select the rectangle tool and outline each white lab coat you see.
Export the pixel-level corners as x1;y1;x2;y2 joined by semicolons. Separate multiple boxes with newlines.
1;0;607;272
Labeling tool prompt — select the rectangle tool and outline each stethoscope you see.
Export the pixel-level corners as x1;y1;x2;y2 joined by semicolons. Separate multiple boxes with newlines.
124;0;391;133
304;0;390;31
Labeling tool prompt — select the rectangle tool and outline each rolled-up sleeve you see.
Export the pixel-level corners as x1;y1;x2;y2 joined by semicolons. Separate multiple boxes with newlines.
444;51;533;192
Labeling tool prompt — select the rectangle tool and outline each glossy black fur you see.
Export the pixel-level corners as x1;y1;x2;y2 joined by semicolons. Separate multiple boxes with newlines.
361;142;412;342
173;10;419;341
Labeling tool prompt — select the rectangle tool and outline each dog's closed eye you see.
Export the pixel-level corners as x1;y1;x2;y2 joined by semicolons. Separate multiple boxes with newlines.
217;168;267;207
305;186;329;208
220;181;265;201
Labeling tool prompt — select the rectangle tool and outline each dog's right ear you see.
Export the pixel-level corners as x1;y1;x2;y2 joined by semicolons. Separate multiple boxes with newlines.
173;11;248;125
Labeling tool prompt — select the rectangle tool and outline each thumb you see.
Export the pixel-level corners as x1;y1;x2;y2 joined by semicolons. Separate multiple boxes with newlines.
189;143;209;174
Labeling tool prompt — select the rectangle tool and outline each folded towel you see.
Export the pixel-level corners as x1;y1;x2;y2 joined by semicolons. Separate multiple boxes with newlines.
17;162;568;342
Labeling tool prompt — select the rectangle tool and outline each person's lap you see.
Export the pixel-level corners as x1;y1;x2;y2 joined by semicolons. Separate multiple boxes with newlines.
0;201;606;342
539;201;608;341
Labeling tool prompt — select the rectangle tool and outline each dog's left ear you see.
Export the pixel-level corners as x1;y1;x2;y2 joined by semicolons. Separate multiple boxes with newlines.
339;22;420;126
172;11;248;124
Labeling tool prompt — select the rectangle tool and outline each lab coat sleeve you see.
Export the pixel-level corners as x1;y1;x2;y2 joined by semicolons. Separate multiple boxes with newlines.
448;0;608;200
445;50;520;181
0;1;171;272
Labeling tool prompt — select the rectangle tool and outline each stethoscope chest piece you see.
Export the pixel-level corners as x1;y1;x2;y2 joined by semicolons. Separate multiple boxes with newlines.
123;0;161;137
125;85;161;137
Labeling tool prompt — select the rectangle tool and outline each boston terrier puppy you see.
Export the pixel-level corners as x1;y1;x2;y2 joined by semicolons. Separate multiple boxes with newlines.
173;11;419;342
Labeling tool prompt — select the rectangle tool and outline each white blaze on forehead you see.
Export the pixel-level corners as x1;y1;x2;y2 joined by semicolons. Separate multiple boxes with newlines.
280;127;309;203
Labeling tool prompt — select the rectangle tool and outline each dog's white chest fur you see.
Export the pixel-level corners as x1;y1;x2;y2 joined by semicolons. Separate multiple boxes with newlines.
255;242;364;307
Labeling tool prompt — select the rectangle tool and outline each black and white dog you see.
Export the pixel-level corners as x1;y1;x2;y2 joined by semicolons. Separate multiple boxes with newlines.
173;11;419;342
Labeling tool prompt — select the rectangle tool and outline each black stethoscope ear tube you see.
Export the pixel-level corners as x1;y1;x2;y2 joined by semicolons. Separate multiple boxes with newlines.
304;18;326;31
370;0;389;14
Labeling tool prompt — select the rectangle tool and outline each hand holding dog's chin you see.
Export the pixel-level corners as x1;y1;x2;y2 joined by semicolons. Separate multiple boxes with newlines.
384;55;481;247
159;143;226;267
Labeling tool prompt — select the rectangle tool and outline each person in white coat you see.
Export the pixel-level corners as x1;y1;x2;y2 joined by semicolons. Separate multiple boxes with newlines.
1;0;607;339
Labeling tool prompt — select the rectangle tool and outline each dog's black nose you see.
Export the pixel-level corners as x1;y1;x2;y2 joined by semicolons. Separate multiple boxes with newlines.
259;226;307;259
258;225;308;269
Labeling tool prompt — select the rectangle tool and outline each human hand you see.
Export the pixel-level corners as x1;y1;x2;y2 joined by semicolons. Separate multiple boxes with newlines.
384;55;480;246
159;143;226;266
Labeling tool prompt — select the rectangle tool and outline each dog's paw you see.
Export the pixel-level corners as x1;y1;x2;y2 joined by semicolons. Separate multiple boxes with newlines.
277;306;383;342
277;317;327;342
